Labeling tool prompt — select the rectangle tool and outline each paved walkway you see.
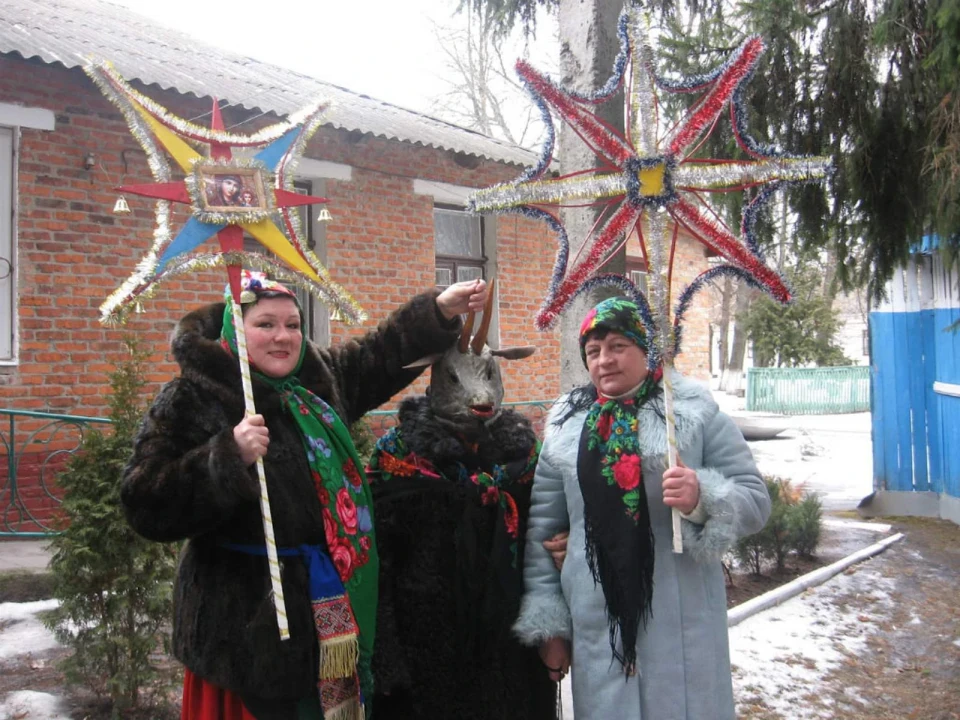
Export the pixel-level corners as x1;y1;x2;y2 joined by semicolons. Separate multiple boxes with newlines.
0;540;51;573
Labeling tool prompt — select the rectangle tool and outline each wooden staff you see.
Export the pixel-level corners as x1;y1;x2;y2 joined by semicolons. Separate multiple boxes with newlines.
647;209;683;554
230;295;290;640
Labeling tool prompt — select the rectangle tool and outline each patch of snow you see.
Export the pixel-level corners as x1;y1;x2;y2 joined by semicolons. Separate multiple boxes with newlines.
841;685;871;708
0;690;71;720
741;418;873;513
0;600;61;661
730;562;893;719
822;518;892;533
0;599;59;622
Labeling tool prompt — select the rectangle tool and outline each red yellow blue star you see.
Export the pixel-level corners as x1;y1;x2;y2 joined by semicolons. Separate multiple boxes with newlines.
86;62;365;324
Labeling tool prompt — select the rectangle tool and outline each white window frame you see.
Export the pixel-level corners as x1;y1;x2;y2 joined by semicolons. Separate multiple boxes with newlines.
414;179;499;347
434;204;486;289
0;126;16;362
295;159;352;344
0;103;55;365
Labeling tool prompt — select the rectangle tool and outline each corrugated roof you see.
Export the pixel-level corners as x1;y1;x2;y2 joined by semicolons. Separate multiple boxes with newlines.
0;0;539;167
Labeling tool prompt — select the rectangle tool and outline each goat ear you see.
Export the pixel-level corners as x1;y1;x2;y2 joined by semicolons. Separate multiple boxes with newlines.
403;353;445;369
490;346;537;360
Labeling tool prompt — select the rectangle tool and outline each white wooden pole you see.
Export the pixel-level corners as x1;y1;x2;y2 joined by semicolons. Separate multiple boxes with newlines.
231;295;290;640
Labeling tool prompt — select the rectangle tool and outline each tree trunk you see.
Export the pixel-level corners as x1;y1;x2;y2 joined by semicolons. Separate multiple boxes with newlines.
558;0;625;393
720;283;755;395
815;240;840;362
717;274;733;374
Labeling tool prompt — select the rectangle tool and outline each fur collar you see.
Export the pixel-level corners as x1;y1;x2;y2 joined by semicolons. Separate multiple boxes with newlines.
395;395;537;472
546;373;718;458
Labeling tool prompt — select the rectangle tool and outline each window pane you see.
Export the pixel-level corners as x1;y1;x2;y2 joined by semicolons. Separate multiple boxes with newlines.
436;267;453;288
457;265;483;284
0;127;13;360
630;270;648;295
434;208;481;258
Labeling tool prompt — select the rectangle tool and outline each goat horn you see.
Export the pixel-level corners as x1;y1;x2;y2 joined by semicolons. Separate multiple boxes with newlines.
458;311;475;353
471;278;496;355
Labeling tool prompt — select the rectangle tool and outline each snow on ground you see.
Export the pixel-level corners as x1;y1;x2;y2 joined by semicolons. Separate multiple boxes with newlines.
712;388;873;512
0;690;72;720
0;600;66;719
0;599;60;661
730;560;895;719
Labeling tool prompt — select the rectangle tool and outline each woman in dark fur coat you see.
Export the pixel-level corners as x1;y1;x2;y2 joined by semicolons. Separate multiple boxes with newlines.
120;271;488;720
366;315;558;720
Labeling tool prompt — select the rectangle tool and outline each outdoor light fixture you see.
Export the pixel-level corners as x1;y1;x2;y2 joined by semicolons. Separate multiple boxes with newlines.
317;208;332;222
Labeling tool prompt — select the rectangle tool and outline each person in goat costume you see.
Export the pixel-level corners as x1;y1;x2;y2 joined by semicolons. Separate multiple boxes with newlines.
367;284;557;720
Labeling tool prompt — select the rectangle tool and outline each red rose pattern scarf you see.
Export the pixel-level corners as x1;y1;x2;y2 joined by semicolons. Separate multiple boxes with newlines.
577;366;663;676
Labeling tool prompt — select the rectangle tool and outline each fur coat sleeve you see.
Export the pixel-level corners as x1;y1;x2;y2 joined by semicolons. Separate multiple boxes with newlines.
316;290;461;425
120;377;257;543
678;407;770;562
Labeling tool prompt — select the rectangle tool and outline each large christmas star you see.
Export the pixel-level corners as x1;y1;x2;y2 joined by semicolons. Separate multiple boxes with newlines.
86;63;365;324
469;7;830;356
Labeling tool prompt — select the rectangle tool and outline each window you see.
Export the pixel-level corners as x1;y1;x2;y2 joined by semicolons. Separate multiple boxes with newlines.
434;205;485;289
0;126;14;361
626;257;648;298
433;204;499;347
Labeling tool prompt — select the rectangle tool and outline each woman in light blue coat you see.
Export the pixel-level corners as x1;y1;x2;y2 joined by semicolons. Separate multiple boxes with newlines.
514;297;770;719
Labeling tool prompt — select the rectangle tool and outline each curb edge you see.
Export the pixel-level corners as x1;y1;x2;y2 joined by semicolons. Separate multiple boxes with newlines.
727;532;904;628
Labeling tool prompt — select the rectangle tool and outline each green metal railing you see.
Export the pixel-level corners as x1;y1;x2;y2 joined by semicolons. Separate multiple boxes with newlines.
0;409;112;537
746;366;870;415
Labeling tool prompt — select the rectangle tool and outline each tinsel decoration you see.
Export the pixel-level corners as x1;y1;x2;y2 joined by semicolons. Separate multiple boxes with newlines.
671;264;779;355
86;62;365;326
92;62;325;148
468;6;831;351
469;6;832;556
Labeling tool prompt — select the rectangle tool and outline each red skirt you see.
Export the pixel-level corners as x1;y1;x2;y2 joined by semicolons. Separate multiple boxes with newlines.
181;668;257;720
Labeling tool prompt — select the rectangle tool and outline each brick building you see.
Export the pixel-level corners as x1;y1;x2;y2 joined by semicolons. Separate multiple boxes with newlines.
0;0;711;421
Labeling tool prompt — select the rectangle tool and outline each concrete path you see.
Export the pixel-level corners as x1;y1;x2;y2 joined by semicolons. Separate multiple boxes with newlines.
0;541;51;573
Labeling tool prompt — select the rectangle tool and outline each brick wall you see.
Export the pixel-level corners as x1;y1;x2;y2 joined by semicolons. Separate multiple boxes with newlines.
0;54;709;424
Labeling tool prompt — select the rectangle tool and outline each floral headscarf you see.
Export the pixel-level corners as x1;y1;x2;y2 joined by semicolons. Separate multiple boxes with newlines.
578;296;649;366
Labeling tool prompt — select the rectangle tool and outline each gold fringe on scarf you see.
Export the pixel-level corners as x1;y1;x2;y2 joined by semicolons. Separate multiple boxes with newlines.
318;636;360;680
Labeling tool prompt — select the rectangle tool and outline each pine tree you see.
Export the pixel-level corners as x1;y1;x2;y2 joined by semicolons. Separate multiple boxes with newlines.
740;263;850;367
44;338;177;717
